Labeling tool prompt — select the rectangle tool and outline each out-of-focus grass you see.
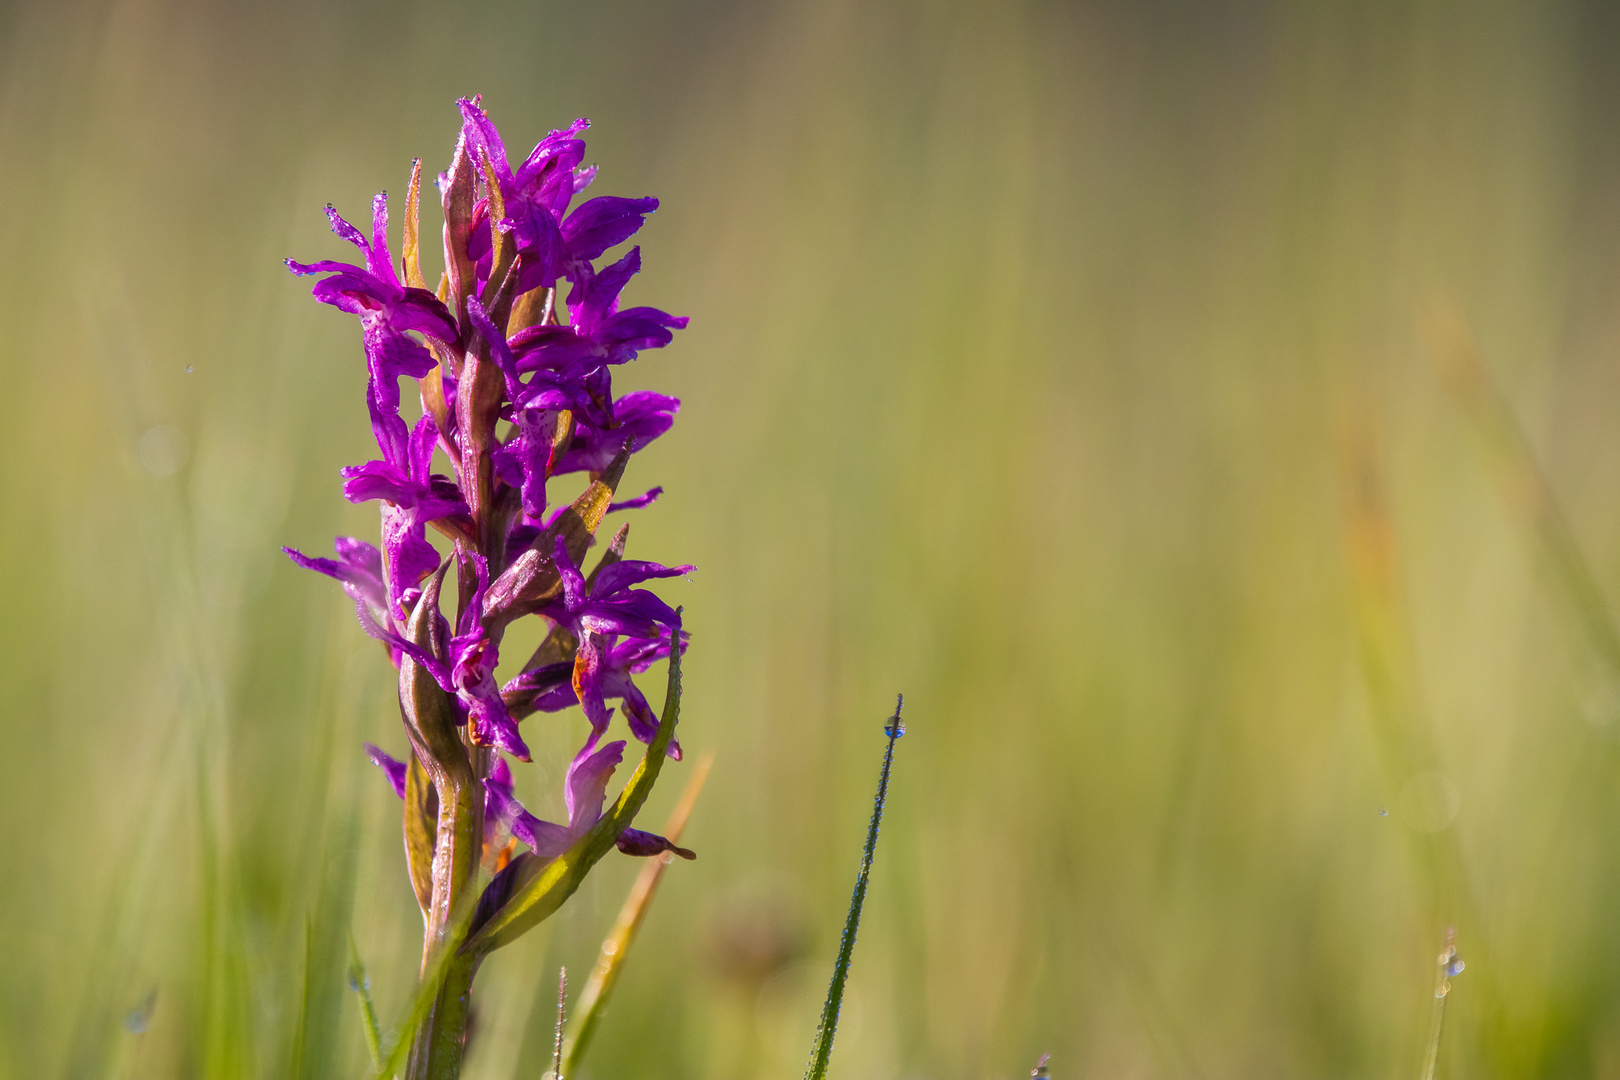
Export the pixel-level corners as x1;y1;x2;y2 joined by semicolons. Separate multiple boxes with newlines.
6;1;1620;1077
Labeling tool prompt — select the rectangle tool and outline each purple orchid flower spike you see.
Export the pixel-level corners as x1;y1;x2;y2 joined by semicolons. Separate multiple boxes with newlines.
284;100;693;1080
286;194;459;465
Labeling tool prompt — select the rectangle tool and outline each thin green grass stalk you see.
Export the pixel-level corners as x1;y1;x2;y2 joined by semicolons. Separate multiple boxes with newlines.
196;745;253;1080
1419;929;1463;1080
56;286;213;1080
348;934;383;1071
562;753;712;1075
549;968;567;1080
1418;993;1446;1080
294;783;362;1079
804;695;905;1080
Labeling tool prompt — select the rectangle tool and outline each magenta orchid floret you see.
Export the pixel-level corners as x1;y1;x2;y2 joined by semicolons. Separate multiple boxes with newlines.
282;98;693;1078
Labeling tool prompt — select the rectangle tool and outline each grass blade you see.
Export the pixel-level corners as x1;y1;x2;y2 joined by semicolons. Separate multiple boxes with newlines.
347;935;383;1071
562;753;713;1074
293;781;362;1080
804;695;905;1080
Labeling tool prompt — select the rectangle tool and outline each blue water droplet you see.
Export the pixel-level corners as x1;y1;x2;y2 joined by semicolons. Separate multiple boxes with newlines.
123;992;156;1034
185;365;193;374
1378;807;1389;817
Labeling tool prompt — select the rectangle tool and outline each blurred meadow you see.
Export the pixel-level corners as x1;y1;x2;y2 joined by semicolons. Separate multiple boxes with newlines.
7;0;1620;1076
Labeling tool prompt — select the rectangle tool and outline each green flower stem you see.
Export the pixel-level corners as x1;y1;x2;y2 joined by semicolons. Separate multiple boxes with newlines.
405;953;480;1080
405;765;483;1079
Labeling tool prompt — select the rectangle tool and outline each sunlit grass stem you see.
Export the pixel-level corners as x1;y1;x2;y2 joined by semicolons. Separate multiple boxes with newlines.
1419;929;1463;1080
347;934;383;1071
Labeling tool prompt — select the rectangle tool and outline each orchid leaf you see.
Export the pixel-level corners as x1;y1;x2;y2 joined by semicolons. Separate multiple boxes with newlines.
403;752;437;916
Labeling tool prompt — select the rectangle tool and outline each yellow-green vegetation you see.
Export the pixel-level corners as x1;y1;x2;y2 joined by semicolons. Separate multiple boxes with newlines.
3;2;1619;1077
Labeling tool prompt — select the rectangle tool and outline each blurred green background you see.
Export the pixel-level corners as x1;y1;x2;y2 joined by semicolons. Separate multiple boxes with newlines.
6;0;1620;1076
